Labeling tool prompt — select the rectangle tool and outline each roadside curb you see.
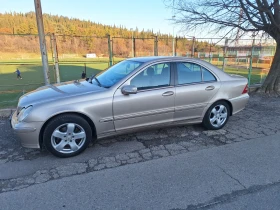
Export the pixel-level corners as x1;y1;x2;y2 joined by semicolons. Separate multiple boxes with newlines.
249;84;261;93
0;108;16;118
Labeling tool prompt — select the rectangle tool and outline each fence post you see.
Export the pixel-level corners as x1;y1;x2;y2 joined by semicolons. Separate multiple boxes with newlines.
34;0;50;85
49;34;56;82
111;38;114;64
154;35;158;56
84;63;87;76
133;37;136;57
131;31;135;57
209;39;212;63
175;37;178;56
248;37;255;86
107;34;113;66
172;36;175;56
51;33;60;83
222;38;229;71
49;34;54;62
191;36;195;58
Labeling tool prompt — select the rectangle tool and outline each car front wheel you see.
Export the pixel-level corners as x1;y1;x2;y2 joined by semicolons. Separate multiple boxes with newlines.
43;114;92;158
202;101;230;130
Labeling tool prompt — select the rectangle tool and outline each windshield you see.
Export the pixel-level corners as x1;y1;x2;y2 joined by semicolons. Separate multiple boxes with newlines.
94;60;143;88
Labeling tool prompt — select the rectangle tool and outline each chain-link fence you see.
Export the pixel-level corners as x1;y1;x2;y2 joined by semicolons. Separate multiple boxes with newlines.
192;37;275;86
0;33;276;108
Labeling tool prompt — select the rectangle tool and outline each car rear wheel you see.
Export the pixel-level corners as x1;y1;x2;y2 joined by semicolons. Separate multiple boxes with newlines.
202;101;230;130
43;114;92;158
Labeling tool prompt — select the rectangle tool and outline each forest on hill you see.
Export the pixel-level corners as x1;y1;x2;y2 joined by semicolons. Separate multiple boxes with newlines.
0;12;218;57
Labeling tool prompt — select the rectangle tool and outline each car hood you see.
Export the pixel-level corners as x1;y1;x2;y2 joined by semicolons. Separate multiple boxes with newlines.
18;81;104;107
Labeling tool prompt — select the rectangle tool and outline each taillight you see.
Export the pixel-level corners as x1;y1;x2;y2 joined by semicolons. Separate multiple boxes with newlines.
242;84;248;94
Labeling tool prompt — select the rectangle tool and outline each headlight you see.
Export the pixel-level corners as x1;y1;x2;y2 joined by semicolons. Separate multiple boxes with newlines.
18;106;33;122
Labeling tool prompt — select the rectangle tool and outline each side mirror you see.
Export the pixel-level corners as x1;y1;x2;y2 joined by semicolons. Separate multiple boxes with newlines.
121;85;137;95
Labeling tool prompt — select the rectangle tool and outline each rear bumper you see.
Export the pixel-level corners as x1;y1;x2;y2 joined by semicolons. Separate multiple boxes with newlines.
229;94;250;115
10;111;43;148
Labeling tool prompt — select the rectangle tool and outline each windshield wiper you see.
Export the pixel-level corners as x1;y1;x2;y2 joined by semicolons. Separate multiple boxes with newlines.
94;77;102;87
89;74;102;87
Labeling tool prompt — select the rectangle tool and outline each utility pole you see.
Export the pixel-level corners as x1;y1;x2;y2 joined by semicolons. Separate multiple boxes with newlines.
34;0;50;85
51;33;60;83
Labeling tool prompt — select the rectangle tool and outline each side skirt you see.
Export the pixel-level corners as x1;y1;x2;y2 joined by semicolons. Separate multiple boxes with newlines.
97;118;203;139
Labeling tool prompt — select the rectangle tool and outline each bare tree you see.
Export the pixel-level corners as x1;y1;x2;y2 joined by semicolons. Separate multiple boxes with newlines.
168;0;280;94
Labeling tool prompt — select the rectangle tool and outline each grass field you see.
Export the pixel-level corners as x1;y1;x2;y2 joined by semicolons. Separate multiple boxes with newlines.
0;57;267;108
0;59;116;108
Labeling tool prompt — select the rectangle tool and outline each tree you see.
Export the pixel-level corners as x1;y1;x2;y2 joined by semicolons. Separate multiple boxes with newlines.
168;0;280;94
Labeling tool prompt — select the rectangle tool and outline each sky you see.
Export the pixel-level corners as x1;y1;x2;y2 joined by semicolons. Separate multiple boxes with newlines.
0;0;187;36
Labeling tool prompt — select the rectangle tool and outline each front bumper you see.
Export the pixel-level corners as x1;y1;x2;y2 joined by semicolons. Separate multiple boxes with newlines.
10;111;44;148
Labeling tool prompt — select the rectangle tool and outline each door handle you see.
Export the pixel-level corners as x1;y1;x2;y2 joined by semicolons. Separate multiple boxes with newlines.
205;86;215;91
162;91;174;96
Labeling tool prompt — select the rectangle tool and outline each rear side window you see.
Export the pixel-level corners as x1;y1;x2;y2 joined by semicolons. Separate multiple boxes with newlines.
176;62;202;84
176;62;217;85
202;67;216;82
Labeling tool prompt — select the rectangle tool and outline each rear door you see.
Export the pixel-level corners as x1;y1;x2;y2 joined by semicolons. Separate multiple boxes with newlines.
174;62;220;121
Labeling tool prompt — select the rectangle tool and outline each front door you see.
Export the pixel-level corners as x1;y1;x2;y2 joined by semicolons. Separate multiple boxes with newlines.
113;63;175;131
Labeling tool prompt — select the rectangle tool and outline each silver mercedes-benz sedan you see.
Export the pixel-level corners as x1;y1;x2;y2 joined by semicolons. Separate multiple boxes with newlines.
11;56;249;157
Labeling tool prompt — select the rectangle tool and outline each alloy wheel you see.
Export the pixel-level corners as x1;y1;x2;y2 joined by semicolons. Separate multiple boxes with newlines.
51;123;86;154
209;105;228;128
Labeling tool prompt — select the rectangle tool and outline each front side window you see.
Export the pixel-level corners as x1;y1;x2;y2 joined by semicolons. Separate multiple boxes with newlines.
131;63;171;90
95;60;143;87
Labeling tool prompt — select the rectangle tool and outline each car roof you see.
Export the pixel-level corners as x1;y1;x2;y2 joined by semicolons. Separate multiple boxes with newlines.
128;56;170;62
128;56;209;64
127;56;233;81
129;56;200;62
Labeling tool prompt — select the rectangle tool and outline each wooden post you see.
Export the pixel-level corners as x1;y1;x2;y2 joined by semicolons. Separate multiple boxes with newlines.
52;33;60;83
34;0;50;85
154;36;158;56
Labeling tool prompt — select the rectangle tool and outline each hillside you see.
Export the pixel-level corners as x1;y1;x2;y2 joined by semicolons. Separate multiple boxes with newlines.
0;12;216;57
0;12;162;38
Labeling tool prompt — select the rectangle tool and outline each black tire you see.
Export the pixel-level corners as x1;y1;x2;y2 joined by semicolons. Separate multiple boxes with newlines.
202;101;230;130
43;114;92;158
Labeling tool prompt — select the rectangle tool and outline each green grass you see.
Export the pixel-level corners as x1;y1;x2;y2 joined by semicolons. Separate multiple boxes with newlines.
0;58;266;109
224;68;264;85
0;61;112;108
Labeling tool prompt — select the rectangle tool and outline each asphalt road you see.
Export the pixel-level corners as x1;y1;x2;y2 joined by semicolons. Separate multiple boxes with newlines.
1;134;280;210
0;94;280;209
